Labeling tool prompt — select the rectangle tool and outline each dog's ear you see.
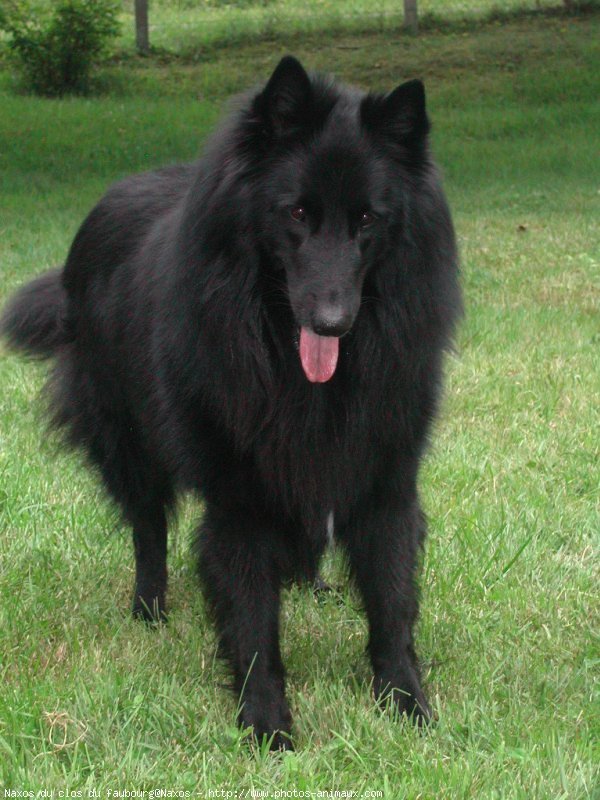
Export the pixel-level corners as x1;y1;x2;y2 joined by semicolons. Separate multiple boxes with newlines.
361;79;430;145
255;56;312;136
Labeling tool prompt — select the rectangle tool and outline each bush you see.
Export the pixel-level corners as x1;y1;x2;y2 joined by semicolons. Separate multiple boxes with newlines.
0;0;121;96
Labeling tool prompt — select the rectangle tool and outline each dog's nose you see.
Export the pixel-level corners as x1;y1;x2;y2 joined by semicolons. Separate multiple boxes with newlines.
311;306;354;337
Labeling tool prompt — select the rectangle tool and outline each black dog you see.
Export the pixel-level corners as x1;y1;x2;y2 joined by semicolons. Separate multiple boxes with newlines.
1;56;461;749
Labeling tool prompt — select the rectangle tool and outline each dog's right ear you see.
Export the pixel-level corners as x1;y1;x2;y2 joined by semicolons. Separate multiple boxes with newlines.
254;56;312;137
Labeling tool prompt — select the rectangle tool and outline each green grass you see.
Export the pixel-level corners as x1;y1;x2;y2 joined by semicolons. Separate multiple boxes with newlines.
115;0;595;52
0;9;599;797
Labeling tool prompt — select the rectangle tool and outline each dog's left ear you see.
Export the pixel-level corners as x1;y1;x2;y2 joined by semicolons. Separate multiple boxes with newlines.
362;79;430;144
255;56;312;136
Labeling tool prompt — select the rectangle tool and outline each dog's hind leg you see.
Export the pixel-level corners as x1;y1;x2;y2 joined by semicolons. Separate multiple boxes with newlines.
109;469;173;622
71;398;174;622
196;503;293;750
102;464;173;623
112;461;173;623
128;499;170;622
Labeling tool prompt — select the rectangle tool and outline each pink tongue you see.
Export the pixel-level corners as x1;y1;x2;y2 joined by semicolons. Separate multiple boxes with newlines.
299;327;339;383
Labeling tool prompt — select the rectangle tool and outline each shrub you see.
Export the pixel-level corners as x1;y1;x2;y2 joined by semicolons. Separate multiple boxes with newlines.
0;0;121;96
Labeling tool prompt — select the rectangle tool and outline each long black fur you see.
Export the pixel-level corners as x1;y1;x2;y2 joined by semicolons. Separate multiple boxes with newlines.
1;57;461;749
1;268;69;356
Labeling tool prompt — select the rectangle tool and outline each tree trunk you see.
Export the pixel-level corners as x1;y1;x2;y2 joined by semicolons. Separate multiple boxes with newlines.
403;0;418;35
135;0;149;54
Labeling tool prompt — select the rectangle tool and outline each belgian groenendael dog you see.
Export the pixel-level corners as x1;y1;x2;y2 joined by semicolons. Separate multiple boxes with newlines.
1;56;461;749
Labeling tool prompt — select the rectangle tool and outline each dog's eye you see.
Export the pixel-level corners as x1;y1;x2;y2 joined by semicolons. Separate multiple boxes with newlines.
290;206;306;222
359;210;376;228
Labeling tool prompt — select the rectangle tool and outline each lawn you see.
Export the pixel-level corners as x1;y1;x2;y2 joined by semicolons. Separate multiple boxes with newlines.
117;0;589;51
0;7;598;798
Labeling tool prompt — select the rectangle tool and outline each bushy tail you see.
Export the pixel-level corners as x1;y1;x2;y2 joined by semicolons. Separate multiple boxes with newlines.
0;268;70;358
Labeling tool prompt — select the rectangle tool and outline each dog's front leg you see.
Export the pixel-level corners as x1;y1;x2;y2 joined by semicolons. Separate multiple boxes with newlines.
341;487;432;726
196;504;293;750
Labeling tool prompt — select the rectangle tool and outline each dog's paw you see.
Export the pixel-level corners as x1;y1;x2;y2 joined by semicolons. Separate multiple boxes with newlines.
374;671;433;728
132;593;167;624
238;690;293;751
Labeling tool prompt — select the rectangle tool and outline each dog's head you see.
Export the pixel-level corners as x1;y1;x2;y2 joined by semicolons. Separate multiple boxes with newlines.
248;57;431;381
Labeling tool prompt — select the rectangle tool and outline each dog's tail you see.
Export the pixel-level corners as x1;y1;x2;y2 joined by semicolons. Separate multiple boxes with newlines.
1;268;71;358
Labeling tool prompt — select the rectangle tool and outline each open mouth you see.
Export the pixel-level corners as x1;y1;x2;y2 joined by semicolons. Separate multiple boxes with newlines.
298;326;339;383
